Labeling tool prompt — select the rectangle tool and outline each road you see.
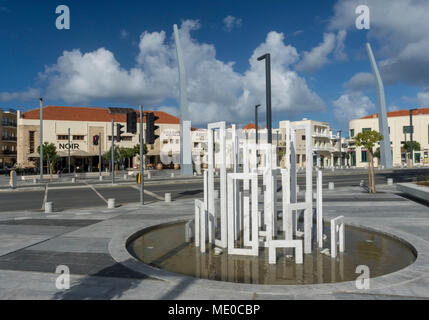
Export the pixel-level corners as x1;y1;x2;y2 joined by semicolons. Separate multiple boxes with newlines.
0;168;427;213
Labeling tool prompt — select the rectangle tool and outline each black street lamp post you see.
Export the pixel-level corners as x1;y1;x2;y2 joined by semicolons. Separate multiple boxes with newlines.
257;53;272;144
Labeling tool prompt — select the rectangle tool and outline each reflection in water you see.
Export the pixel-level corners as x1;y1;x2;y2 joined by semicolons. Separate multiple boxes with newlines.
128;222;416;285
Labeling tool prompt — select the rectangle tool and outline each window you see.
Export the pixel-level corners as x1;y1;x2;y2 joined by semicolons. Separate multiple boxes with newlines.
73;135;84;140
29;131;35;153
57;135;69;140
121;136;132;141
362;128;371;133
163;139;169;144
350;129;354;137
302;135;306;140
361;150;368;163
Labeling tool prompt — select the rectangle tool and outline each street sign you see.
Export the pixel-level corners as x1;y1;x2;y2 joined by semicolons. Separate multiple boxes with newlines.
403;126;414;134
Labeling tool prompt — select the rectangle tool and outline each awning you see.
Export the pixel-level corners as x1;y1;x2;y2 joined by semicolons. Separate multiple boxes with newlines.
28;151;96;158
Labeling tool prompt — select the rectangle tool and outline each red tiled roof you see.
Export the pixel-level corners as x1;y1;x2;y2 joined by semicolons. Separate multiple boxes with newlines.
242;123;261;130
22;106;180;124
360;108;429;119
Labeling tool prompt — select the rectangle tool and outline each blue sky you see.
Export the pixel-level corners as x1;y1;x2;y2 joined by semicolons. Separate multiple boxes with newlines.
1;0;428;133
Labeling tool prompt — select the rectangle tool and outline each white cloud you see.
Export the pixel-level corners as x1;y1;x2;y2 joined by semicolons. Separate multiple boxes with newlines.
343;72;375;92
0;88;40;102
329;0;429;88
295;33;336;73
295;32;343;73
334;30;347;61
155;106;180;118
417;91;429;106
388;105;401;112
38;20;325;125
223;15;242;32
332;92;375;126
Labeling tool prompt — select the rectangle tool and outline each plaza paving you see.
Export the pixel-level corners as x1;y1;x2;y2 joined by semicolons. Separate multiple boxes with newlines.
0;184;428;299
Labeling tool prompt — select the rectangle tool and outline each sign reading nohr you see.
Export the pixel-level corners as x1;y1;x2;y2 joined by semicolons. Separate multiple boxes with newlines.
59;143;80;150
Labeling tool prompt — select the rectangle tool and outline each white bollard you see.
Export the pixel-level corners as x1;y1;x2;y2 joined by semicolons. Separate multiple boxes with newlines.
387;178;393;185
147;172;151;179
71;178;76;183
165;193;171;203
171;173;175;178
99;176;103;181
193;172;197;176
214;189;219;200
123;174;127;180
45;202;54;213
108;198;115;209
360;180;365;187
328;182;334;190
33;178;37;184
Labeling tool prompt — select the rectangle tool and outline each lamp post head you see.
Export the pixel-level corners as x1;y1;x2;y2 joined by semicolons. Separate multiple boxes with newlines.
257;53;269;61
255;104;261;109
39;98;43;102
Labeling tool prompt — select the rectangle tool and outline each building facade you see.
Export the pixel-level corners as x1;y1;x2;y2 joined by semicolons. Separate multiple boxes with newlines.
279;119;346;168
17;106;180;172
0;108;17;168
348;108;429;168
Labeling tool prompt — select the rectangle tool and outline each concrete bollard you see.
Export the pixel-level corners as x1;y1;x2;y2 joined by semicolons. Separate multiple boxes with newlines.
123;174;127;180
108;198;115;209
45;202;54;213
99;176;103;181
33;178;37;184
360;180;365;187
328;182;334;190
165;193;171;203
387;178;393;185
331;167;335;172
147;172;151;179
214;189;219;200
71;178;76;183
171;173;175;178
193;172;197;176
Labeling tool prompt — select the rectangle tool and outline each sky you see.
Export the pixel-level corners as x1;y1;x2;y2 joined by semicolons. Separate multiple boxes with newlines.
1;0;428;134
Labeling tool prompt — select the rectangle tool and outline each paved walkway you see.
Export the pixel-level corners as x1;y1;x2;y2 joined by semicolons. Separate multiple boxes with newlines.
0;184;428;299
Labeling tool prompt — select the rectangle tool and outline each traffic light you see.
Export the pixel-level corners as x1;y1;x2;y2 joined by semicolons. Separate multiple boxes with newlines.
116;123;125;142
93;135;99;145
127;112;137;134
145;112;159;144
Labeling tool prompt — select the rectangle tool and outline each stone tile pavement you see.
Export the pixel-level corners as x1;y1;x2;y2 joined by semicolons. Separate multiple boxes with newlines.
0;184;428;299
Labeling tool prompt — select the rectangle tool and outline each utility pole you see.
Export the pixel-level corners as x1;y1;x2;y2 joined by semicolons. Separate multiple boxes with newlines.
257;53;272;144
99;132;101;178
409;108;417;166
39;98;43;182
139;106;144;206
68;128;71;174
111;119;115;184
255;104;260;145
338;130;342;167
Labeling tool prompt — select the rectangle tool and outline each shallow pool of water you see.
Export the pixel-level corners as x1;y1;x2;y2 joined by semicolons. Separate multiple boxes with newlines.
128;221;416;285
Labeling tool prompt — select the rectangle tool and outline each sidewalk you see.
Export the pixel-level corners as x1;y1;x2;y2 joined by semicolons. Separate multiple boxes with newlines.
0;184;428;299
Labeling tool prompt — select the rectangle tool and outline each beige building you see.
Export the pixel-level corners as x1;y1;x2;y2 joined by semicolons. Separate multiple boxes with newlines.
348;108;429;168
279;119;346;168
17;106;180;172
0;108;17;167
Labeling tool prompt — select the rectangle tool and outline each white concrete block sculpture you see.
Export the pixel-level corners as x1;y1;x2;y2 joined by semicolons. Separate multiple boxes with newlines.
191;121;344;265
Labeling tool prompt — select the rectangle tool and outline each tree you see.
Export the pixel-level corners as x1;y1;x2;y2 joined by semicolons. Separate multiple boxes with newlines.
374;147;380;159
102;146;120;170
403;141;421;159
354;130;383;193
37;142;60;179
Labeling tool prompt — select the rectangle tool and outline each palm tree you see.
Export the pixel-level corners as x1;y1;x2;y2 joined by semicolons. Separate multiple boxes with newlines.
37;142;60;180
354;130;383;193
